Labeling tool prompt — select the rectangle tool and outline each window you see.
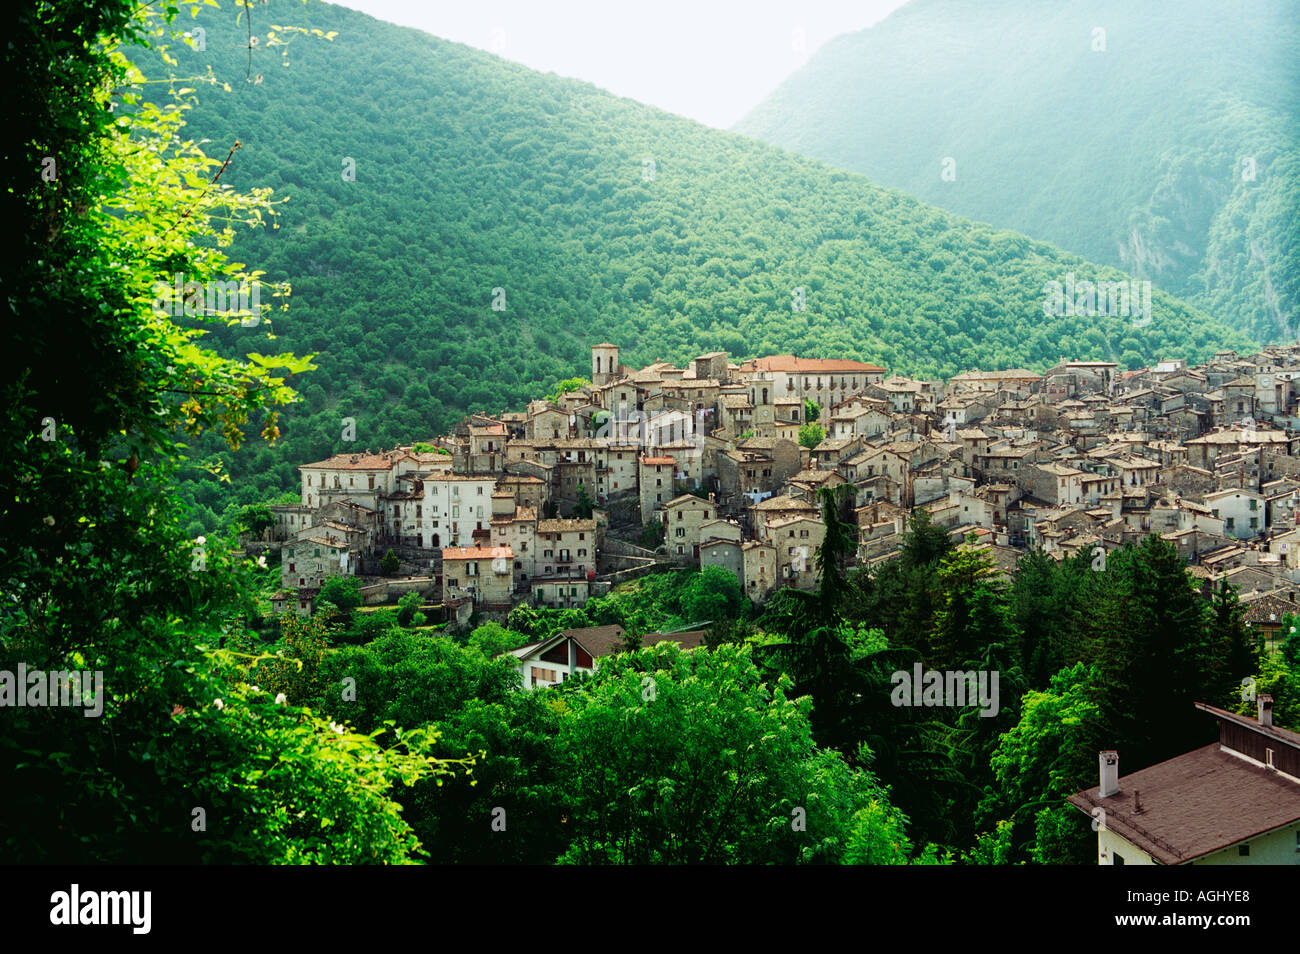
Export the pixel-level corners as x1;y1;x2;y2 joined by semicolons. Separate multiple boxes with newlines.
1238;844;1250;857
1113;853;1125;866
288;563;295;573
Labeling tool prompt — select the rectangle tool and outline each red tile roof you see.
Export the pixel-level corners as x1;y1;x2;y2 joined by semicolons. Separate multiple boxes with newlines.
441;546;513;560
301;452;398;470
744;355;886;374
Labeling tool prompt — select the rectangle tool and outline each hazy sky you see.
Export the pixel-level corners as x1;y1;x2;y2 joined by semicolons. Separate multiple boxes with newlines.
335;0;910;129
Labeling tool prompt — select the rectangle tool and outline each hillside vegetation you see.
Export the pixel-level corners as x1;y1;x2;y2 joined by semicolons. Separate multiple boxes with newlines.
736;0;1300;345
163;2;1252;527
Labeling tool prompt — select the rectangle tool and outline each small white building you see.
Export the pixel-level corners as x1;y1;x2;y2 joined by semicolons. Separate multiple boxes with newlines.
506;625;707;689
1204;488;1267;539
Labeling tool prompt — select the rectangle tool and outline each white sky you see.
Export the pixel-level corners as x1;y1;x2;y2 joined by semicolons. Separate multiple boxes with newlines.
334;0;910;129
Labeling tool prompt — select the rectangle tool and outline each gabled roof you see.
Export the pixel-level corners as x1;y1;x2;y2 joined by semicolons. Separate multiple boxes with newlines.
537;518;597;532
508;624;707;665
752;494;817;512
301;452;398;471
742;355;886;374
663;493;713;509
1068;707;1300;865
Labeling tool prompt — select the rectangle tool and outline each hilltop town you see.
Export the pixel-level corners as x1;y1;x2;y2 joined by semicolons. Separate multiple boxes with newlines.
257;341;1300;646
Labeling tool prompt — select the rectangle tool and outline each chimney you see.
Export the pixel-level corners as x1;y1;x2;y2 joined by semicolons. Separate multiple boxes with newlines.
1258;694;1274;728
1099;750;1119;797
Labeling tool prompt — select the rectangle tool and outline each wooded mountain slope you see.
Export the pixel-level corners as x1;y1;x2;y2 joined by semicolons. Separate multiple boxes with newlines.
163;1;1252;525
736;0;1300;345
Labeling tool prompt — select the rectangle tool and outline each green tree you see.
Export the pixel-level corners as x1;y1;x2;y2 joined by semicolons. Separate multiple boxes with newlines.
0;2;453;863
381;548;401;575
396;591;422;627
573;483;595;519
984;663;1105;864
679;566;744;623
798;421;825;449
1278;614;1300;674
468;621;527;656
234;502;276;537
555;643;905;864
1091;536;1224;768
804;399;821;423
544;377;590;403
411;694;569;864
320;630;520;734
319;576;363;621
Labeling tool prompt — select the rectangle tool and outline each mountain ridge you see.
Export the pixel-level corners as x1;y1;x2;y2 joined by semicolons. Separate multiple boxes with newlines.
735;0;1300;345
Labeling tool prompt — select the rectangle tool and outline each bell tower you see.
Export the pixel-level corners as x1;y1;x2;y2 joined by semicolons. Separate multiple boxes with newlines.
592;342;619;386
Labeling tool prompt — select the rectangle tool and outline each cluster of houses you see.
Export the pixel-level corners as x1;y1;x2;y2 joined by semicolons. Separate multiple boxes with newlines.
255;342;1300;859
258;340;1300;644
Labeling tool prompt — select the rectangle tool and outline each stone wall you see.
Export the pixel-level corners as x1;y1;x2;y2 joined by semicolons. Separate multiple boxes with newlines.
359;577;439;605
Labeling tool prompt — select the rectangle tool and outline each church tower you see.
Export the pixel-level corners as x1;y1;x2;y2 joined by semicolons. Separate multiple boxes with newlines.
592;342;619;387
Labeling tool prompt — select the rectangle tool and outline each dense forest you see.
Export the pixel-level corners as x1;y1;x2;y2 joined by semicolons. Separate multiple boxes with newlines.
240;498;1297;865
149;1;1255;531
737;0;1300;347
